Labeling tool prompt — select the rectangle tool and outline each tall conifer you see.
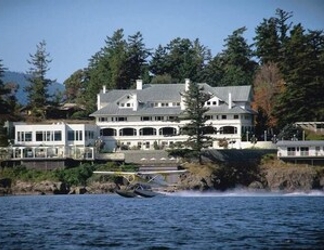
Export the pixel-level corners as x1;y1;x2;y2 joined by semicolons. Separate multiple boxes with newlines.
25;40;53;120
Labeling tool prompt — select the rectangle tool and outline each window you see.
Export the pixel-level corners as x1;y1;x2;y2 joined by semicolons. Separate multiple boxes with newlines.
141;116;152;121
25;132;32;141
213;101;217;105
75;130;83;141
99;117;108;122
36;131;43;141
68;131;75;141
120;128;136;136
300;147;309;156
234;115;239;119
221;115;227;120
168;116;178;121
46;131;52;141
220;126;237;134
287;147;296;156
68;130;83;141
155;116;164;121
126;103;131;107
207;101;211;106
17;131;32;142
54;131;62;141
116;117;127;122
140;127;156;136
35;131;61;141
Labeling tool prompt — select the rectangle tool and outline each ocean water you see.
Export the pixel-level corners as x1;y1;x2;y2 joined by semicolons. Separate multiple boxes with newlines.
0;191;323;250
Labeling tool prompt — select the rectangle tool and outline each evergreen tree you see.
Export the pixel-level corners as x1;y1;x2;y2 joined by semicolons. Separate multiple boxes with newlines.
149;38;211;83
63;69;87;103
206;27;257;86
179;81;212;164
85;29;149;113
149;45;170;76
104;29;129;89
254;9;292;64
0;60;10;118
0;60;10;146
126;32;150;87
204;54;226;87
25;40;54;120
274;24;324;127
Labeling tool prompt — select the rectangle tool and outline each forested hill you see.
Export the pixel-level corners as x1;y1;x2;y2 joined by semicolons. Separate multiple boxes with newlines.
2;71;64;105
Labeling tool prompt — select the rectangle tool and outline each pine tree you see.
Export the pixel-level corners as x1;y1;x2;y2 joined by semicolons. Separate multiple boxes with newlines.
149;38;211;83
63;69;87;103
149;45;170;76
179;81;212;164
254;9;292;64
25;40;53;120
207;27;257;86
126;32;150;86
0;60;10;146
274;24;324;127
0;59;10;118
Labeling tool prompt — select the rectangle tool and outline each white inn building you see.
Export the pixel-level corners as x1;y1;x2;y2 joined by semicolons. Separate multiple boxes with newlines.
1;79;258;167
90;79;256;151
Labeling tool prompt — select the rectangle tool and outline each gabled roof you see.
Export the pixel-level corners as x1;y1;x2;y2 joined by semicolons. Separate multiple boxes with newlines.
200;84;251;101
92;83;253;117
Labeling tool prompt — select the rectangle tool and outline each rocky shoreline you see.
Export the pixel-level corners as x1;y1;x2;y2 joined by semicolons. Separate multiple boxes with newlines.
1;161;324;196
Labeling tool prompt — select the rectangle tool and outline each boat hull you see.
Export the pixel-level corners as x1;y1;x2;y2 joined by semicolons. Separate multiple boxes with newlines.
134;189;158;198
115;189;137;198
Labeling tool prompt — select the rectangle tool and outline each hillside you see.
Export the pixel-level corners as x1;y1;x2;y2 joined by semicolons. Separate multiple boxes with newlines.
2;71;65;105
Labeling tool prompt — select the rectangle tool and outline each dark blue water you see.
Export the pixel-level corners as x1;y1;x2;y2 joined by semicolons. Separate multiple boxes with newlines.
1;191;323;249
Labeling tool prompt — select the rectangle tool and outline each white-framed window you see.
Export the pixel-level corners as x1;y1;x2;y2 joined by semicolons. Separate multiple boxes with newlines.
155;116;164;121
68;130;83;141
17;131;32;142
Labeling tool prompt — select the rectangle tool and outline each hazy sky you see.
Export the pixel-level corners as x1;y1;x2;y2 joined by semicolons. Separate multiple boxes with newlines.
1;0;323;83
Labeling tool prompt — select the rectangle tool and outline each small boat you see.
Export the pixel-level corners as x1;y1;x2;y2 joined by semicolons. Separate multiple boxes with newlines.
134;189;158;198
115;183;161;198
115;189;138;198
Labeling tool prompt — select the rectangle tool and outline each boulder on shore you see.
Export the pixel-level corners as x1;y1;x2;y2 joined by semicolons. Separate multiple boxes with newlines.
0;178;12;195
263;165;316;192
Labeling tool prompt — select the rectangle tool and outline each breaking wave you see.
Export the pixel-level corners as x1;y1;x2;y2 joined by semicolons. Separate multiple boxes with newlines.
166;189;324;197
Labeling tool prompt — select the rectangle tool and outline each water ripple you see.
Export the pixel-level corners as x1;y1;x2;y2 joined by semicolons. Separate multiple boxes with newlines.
1;194;323;249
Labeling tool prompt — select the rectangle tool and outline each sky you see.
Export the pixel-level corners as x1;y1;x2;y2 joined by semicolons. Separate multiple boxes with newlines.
1;0;324;83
